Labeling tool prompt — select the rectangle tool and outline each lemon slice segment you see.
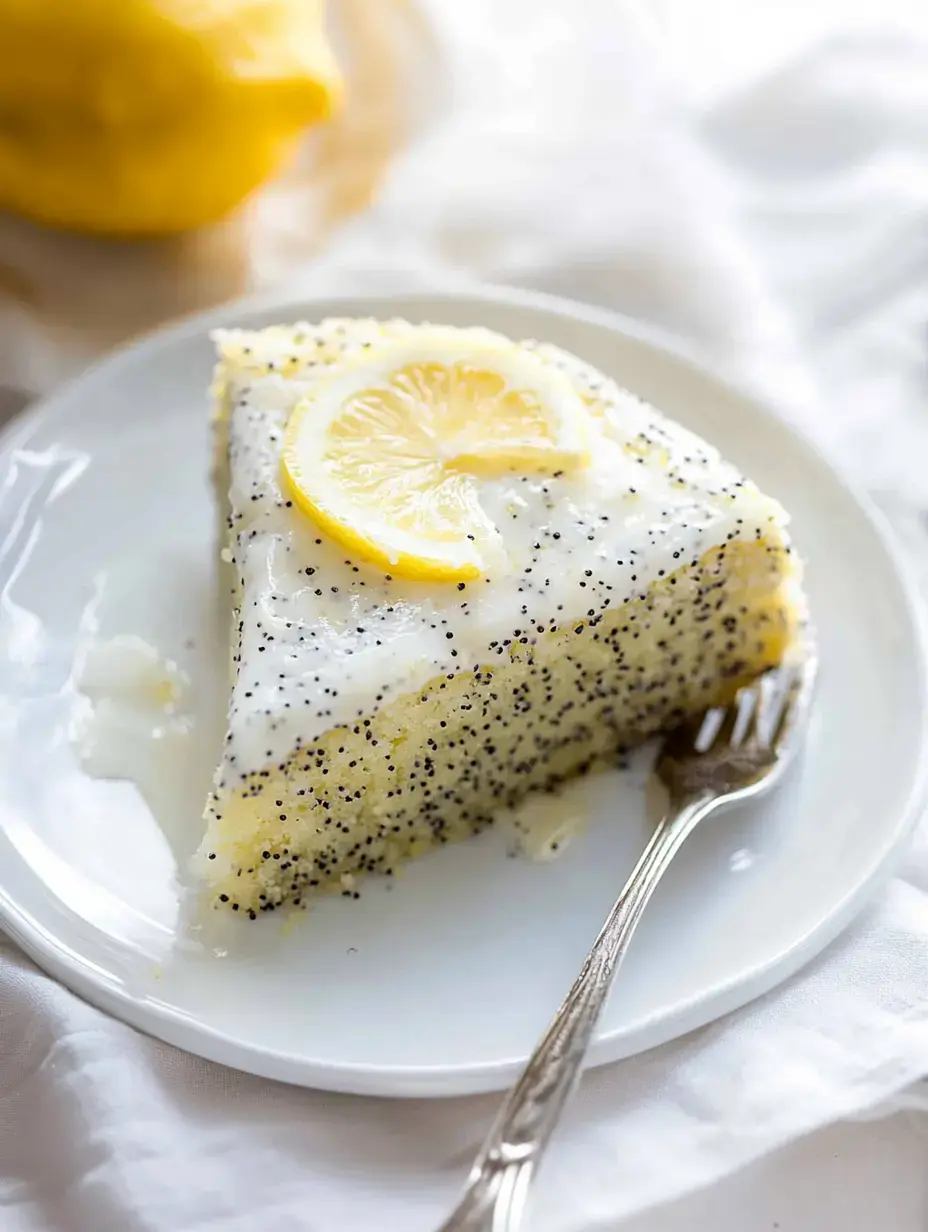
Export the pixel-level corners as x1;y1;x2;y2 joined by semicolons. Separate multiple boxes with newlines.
281;333;592;582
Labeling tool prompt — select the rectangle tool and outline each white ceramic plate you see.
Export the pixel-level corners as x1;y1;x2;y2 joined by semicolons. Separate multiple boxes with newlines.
1;286;926;1098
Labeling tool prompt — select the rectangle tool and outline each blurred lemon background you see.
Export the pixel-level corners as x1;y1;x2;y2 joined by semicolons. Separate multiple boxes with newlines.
0;0;424;374
0;1;341;237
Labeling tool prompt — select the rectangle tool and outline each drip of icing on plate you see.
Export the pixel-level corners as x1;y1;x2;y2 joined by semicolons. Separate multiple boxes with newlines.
504;777;592;862
73;634;194;803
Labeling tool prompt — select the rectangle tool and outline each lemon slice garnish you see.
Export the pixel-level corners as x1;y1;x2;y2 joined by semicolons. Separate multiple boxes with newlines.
281;333;591;582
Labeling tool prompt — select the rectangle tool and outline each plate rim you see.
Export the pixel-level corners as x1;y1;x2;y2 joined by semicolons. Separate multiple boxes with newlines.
2;280;927;1097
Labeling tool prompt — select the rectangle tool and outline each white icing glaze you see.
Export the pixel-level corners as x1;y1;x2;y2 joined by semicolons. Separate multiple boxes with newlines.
505;776;591;862
215;321;792;784
73;635;194;787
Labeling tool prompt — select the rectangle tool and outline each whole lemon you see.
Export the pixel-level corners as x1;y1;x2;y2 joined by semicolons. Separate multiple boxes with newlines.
0;0;341;236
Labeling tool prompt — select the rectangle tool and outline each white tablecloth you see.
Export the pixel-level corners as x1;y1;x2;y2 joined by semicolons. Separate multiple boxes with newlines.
3;2;928;1229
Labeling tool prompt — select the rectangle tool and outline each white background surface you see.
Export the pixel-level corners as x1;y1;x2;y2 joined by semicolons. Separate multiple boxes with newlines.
3;1;928;1229
635;1105;928;1230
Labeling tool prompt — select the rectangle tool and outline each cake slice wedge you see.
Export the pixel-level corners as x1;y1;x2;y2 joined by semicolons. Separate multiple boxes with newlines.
196;318;803;916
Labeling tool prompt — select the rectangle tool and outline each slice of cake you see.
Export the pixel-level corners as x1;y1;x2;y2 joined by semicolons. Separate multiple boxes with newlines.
197;318;803;916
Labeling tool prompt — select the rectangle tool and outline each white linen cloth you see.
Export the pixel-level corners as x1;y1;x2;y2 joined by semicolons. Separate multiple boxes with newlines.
3;2;928;1228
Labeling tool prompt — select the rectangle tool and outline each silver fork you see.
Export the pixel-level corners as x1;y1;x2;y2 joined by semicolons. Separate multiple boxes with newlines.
438;651;818;1232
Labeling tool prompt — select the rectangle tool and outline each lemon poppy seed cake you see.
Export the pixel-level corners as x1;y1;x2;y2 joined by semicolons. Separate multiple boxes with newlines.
197;318;803;915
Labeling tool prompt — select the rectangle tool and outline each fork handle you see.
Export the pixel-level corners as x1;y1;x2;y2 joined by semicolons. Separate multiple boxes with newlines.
437;792;715;1232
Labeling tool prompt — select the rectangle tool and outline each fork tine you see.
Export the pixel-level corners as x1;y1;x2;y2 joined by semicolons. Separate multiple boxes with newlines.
772;650;818;749
755;664;792;749
729;684;758;748
694;705;726;753
757;653;817;751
